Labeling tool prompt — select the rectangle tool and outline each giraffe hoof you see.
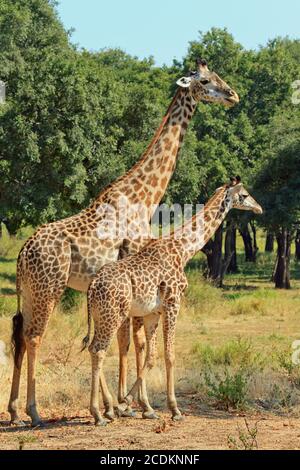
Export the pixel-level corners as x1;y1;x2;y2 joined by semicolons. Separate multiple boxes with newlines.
172;414;184;422
104;411;115;421
31;420;45;428
120;409;136;418
95;418;108;427
114;405;136;418
114;404;127;417
142;411;159;420
10;418;26;427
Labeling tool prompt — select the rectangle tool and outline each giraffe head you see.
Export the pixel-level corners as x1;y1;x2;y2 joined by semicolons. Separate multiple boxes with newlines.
177;59;239;107
224;177;263;214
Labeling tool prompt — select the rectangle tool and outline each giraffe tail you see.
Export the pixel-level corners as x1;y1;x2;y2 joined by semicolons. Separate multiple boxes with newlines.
11;252;24;368
81;296;92;352
11;311;23;368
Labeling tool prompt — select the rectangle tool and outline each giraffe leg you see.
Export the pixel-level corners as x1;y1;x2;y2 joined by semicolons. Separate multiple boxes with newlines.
162;305;183;421
89;313;124;426
89;347;108;427
9;239;71;427
8;339;26;426
101;371;115;421
116;318;135;417
24;293;63;427
25;334;44;427
133;316;158;419
117;314;159;419
8;287;33;426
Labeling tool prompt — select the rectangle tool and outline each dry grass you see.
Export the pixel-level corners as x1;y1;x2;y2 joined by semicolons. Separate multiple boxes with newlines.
0;224;300;420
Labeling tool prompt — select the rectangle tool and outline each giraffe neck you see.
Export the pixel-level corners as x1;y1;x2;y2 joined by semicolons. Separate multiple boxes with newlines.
90;88;197;215
172;187;230;265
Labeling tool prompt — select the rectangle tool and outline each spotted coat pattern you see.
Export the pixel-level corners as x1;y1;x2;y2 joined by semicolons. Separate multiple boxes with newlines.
86;183;262;424
8;62;240;426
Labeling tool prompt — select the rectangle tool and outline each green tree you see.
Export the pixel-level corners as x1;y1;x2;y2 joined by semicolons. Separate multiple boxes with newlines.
255;108;300;288
0;0;202;232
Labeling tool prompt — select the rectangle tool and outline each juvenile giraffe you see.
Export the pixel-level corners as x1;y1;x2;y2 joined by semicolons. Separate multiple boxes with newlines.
8;59;239;426
85;178;262;425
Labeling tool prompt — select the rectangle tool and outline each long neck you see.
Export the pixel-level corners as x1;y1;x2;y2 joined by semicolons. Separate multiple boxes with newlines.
91;88;197;214
172;187;230;265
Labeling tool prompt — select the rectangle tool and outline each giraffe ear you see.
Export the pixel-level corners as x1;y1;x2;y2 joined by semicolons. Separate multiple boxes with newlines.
215;186;224;193
230;183;243;194
176;76;193;88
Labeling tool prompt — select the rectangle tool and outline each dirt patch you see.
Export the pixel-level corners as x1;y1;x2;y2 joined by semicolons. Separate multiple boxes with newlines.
1;404;300;451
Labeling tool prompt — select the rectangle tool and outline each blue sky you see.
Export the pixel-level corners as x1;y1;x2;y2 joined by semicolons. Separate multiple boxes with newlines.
57;0;300;66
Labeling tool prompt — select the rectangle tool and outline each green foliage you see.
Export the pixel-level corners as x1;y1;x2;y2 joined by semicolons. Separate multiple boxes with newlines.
60;288;83;314
192;338;262;369
227;420;259;450
247;38;300;125
255;108;300;232
204;367;250;410
277;351;300;387
0;2;300;245
0;1;174;230
193;339;263;411
185;28;257;197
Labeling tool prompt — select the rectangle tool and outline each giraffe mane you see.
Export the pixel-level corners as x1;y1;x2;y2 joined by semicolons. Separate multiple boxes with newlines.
204;185;228;211
169;185;228;239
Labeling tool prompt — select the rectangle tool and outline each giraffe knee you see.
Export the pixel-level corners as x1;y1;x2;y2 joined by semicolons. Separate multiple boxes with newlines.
117;320;131;351
133;329;146;353
118;335;130;353
147;355;156;370
165;352;175;368
88;339;108;357
88;342;99;354
24;335;41;348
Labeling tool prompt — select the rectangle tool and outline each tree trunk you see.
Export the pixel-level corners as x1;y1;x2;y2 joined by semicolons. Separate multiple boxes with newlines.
226;222;238;274
274;228;291;289
239;223;255;262
250;221;258;262
202;224;223;287
271;255;278;282
265;232;274;253
295;229;300;261
219;222;235;285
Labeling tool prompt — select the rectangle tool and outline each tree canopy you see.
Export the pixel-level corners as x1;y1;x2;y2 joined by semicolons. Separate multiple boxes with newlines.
0;0;300;247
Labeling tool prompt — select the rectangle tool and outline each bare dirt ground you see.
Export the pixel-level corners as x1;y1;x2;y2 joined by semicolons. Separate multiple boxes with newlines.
1;401;300;451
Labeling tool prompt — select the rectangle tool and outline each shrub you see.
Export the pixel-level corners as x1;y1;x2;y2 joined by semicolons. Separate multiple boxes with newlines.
266;383;298;409
227;419;259;450
277;351;300;387
60;288;83;314
204;367;250;410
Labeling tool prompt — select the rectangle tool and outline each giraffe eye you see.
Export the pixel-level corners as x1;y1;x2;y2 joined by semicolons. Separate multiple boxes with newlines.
200;79;210;85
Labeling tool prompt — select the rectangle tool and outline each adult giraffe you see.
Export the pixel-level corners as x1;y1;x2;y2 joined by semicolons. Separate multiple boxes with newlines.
8;59;239;426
